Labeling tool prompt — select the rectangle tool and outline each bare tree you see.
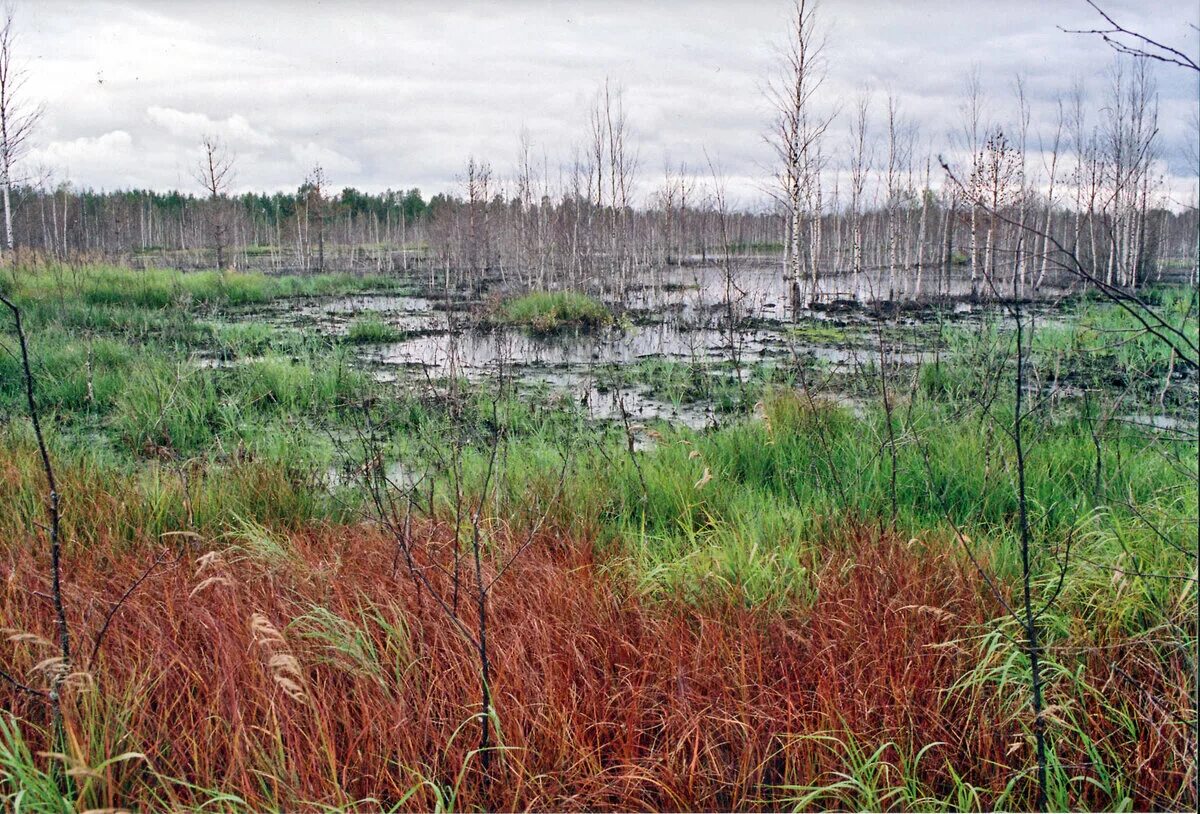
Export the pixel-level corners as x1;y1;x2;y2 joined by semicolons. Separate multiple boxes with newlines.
958;68;989;296
1064;1;1199;72
303;164;328;273
464;156;492;283
655;159;694;268
1034;95;1066;290
766;0;833;315
193;136;236;269
586;80;639;294
0;3;42;253
0;294;70;789
706;151;746;393
847;90;873;301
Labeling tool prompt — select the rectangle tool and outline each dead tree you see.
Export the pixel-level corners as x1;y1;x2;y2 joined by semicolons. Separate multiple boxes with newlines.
767;0;833;315
193;136;235;269
303;164;329;273
0;293;70;790
1064;1;1199;72
464;156;492;285
706;152;747;393
958;69;988;296
847;91;873;302
586;80;639;294
0;3;42;254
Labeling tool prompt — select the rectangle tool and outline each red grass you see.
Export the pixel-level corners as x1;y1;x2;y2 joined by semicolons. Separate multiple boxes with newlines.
1;522;1193;811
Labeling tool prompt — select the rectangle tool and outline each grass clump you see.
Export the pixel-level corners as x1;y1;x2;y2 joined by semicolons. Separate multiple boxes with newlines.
788;321;852;344
344;315;402;343
493;291;611;332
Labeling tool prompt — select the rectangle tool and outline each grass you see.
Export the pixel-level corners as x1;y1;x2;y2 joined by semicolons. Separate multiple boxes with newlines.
0;520;1190;810
345;315;403;343
0;263;406;310
470;384;1193;613
0;264;394;469
788;321;853;344
0;263;1195;811
491;290;612;332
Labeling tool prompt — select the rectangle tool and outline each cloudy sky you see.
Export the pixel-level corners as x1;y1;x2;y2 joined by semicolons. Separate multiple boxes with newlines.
20;0;1200;206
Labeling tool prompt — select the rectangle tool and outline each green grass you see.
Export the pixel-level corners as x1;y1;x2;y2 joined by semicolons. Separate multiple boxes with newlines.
471;377;1195;613
0;715;71;814
207;321;284;358
1;264;405;311
596;358;800;414
788;321;852;344
345;315;402;343
0;265;402;477
492;291;612;332
1;264;1195;624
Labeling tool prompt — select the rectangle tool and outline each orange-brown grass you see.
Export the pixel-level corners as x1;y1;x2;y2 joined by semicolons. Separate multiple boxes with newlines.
0;522;1192;811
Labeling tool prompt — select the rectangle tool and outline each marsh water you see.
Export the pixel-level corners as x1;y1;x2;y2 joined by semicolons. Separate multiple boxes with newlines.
212;262;1140;432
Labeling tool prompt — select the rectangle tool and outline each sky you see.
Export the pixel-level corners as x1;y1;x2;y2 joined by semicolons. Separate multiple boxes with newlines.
18;0;1200;208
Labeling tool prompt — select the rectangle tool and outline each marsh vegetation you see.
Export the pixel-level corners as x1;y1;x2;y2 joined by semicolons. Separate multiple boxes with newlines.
0;254;1194;811
1;1;1198;812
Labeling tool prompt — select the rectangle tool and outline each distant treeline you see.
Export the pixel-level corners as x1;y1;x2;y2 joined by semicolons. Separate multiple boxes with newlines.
9;184;430;259
5;179;1196;297
4;179;790;279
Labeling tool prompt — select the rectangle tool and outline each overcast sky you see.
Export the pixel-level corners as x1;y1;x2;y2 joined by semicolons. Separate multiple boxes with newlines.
20;0;1200;207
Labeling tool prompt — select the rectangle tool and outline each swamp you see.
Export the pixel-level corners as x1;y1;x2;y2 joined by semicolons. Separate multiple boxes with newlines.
0;1;1197;812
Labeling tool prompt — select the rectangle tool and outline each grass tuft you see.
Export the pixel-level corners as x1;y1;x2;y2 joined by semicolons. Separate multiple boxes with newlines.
492;291;612;332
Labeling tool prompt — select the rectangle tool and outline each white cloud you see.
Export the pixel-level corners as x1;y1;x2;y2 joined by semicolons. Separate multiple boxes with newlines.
289;142;362;178
146;106;274;148
17;0;1199;203
27;131;139;184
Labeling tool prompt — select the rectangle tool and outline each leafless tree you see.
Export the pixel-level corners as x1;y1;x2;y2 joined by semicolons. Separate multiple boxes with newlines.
1098;59;1160;288
847;90;873;301
193;136;236;269
1034;94;1066;290
767;0;834;315
1064;0;1199;72
882;92;915;299
464;156;493;283
0;3;42;253
706;151;747;392
586;80;639;294
655;159;694;268
515;129;552;288
303;164;328;273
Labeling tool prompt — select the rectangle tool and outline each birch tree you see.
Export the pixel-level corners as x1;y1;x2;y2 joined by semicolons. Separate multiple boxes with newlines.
767;0;833;315
0;3;42;253
847;91;872;301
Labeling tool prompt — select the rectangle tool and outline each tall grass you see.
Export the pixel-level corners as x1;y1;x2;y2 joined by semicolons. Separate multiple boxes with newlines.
0;438;346;547
464;386;1194;613
0;521;1189;810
